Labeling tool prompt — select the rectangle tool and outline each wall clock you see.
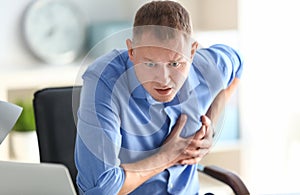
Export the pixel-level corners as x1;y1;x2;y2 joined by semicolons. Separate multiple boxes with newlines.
22;0;86;64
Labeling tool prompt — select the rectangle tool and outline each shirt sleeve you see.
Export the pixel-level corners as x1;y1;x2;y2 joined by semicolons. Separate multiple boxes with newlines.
206;44;244;88
75;65;125;195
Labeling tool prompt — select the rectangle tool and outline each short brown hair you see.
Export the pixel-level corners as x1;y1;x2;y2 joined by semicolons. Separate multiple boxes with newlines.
134;1;191;34
133;1;192;42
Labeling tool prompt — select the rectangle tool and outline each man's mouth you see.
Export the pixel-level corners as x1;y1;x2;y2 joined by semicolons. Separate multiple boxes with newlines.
155;88;172;95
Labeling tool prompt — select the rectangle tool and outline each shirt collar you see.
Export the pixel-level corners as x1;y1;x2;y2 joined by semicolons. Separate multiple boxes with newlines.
187;64;201;92
176;64;201;100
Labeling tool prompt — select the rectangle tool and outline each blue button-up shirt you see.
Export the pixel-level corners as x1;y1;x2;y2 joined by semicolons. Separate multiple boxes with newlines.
75;44;243;195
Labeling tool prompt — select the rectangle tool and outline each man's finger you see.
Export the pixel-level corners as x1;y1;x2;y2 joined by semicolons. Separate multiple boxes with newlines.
174;114;187;134
201;115;212;126
179;156;203;165
167;114;188;140
193;125;206;140
198;138;212;149
201;115;215;138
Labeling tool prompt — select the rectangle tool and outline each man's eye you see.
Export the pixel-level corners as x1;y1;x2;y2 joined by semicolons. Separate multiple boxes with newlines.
144;62;156;67
169;62;180;67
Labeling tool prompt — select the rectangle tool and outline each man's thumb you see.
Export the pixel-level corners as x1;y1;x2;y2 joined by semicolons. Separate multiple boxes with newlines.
201;115;212;126
172;114;187;136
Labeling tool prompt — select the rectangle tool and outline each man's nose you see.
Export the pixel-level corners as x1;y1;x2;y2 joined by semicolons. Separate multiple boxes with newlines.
155;64;171;85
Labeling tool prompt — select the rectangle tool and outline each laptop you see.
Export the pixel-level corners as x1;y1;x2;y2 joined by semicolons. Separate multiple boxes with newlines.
0;160;77;195
0;101;77;195
0;100;23;144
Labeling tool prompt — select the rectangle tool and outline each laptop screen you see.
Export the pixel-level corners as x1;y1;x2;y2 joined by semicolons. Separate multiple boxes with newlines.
0;100;23;144
0;161;77;195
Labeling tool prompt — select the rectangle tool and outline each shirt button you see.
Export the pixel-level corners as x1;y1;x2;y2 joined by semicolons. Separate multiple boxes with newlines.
169;183;173;189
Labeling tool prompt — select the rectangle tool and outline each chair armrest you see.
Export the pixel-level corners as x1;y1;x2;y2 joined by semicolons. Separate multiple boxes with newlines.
197;164;250;195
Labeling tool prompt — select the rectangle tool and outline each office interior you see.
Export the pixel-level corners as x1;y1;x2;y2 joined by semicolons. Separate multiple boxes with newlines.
1;0;300;194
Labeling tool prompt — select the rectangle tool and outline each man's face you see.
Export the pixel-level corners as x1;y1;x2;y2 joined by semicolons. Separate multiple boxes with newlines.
127;34;197;102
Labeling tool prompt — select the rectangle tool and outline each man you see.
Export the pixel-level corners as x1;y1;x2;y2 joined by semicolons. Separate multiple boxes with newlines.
75;1;243;195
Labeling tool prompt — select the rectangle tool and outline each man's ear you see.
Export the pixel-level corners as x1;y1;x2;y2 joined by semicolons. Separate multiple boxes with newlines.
126;39;134;61
190;41;199;60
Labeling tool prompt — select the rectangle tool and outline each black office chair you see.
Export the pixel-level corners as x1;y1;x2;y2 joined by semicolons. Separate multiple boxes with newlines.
33;86;81;194
33;86;250;195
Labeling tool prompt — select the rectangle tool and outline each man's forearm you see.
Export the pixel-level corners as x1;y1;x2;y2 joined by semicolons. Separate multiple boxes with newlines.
206;77;240;127
118;152;173;195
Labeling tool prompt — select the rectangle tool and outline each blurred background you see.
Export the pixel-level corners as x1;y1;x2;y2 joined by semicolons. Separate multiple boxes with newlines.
1;0;300;194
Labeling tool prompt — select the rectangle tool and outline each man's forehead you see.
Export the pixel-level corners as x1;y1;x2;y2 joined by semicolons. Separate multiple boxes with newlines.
133;32;191;57
138;47;185;62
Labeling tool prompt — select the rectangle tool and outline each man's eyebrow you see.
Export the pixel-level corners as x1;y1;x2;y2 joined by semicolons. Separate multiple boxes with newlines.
173;56;184;61
142;57;154;61
142;56;184;62
169;55;184;62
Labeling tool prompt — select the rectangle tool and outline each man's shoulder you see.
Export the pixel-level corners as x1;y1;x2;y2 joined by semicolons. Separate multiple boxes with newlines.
83;49;129;79
193;43;242;69
194;44;242;61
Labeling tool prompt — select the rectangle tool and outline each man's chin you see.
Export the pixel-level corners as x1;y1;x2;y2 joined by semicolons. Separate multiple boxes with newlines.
152;94;175;103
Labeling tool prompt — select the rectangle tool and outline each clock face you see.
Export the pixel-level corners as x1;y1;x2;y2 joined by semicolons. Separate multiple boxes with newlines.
22;0;86;64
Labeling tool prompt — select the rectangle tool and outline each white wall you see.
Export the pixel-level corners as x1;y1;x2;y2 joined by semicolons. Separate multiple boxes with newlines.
0;0;146;69
0;0;236;69
239;0;300;194
0;0;40;69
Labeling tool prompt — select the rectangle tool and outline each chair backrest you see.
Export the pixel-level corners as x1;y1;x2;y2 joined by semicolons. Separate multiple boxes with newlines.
33;86;81;193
